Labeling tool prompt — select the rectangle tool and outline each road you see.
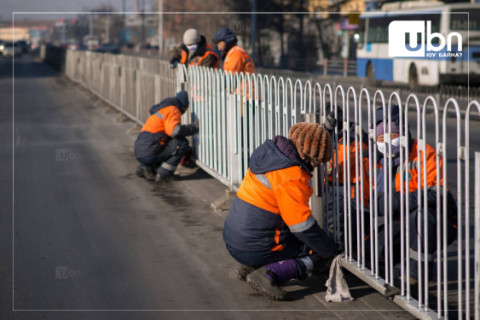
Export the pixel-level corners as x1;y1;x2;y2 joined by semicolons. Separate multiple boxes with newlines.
0;55;417;319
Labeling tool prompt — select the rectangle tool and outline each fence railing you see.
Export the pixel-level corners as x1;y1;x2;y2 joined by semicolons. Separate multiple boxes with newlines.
65;49;480;320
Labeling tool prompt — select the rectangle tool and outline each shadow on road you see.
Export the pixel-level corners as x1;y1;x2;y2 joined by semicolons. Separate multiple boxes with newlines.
0;55;60;79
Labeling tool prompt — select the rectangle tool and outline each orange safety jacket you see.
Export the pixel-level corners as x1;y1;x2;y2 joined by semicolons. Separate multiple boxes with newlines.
134;97;195;159
327;126;370;204
375;138;456;222
180;41;219;69
223;45;256;75
223;136;336;257
223;45;257;103
393;139;443;193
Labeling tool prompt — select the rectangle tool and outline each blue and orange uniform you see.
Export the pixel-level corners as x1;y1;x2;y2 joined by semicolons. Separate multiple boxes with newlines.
134;91;198;178
223;135;336;268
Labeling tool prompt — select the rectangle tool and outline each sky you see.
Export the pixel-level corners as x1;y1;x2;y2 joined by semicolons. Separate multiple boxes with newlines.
1;0;146;21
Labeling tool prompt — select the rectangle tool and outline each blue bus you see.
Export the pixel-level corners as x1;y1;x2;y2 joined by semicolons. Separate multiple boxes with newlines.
356;2;480;88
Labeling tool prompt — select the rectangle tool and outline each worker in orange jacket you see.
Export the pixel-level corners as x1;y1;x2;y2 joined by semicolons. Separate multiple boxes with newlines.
212;27;257;119
212;27;256;75
223;122;339;300
368;105;457;281
169;28;219;69
323;107;370;235
134;90;198;182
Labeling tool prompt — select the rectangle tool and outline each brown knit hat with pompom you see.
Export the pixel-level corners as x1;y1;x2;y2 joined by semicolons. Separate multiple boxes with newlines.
289;122;332;166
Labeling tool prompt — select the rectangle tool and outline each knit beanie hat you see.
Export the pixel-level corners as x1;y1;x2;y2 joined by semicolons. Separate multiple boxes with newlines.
175;90;189;109
183;29;200;45
289;122;332;166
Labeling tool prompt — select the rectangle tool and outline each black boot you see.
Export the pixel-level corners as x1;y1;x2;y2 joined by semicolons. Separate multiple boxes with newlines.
235;264;257;281
246;260;299;300
136;164;155;181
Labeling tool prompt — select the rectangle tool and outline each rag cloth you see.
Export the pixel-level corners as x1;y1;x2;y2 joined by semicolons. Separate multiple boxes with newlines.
325;254;353;303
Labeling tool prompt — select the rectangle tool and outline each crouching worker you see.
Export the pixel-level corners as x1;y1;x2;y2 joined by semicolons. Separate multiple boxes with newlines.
223;122;339;300
134;90;199;182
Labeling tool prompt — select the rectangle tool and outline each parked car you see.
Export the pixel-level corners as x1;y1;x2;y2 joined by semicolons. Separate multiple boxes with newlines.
2;42;22;58
94;43;121;54
16;40;28;53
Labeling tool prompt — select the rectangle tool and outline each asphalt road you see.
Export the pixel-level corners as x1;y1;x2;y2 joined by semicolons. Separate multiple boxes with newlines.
0;56;417;320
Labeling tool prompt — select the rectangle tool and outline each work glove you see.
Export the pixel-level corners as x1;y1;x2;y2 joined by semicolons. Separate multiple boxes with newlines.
193;118;199;131
324;110;337;134
169;57;179;69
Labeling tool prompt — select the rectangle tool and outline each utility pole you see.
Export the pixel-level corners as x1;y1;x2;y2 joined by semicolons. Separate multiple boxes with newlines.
122;0;126;46
141;0;146;48
89;14;93;36
158;0;163;57
105;14;110;43
251;0;256;61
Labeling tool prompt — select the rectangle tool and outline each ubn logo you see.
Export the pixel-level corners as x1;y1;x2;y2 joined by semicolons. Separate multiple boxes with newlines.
388;20;462;57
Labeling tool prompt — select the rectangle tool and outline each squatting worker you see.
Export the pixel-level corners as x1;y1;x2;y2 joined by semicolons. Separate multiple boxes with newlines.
223;122;339;300
169;28;219;69
212;27;255;75
134;90;199;182
369;105;457;281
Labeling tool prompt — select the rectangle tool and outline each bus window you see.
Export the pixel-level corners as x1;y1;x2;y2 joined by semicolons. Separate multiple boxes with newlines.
356;19;366;49
450;9;480;31
395;13;441;44
367;17;391;43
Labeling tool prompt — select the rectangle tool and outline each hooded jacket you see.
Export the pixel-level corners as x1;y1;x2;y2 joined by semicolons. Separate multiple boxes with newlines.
169;35;219;68
373;106;457;256
223;136;337;257
134;97;197;159
223;45;256;75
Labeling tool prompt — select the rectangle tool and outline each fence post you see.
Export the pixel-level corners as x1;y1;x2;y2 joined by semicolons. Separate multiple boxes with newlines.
475;152;480;320
228;92;241;188
305;112;323;227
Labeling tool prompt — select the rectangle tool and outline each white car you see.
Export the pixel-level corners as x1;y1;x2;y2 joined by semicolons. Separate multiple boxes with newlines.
2;42;22;58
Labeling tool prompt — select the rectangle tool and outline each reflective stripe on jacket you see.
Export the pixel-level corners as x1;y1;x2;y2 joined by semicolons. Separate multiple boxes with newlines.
394;139;442;193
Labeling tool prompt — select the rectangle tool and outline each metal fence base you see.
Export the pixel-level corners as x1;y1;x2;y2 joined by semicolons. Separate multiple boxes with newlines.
210;189;236;213
340;258;437;320
393;296;439;320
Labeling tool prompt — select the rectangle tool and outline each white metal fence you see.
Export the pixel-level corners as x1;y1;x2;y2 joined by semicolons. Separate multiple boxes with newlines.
65;49;480;320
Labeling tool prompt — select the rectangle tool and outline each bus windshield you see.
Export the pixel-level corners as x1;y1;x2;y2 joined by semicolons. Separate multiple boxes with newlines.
365;13;441;44
450;9;480;31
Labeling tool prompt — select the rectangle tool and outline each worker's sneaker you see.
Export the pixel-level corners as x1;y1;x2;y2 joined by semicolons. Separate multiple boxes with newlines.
135;165;155;181
235;264;256;281
246;266;288;301
155;172;180;182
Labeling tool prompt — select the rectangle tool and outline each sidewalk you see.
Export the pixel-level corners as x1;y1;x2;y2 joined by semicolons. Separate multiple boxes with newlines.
5;55;416;319
67;78;415;319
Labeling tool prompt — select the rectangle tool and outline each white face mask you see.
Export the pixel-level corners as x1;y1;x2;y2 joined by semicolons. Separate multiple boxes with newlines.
186;44;198;52
377;137;401;156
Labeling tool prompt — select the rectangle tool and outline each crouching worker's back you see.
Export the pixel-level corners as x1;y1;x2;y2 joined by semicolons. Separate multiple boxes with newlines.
134;90;199;182
223;122;340;300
